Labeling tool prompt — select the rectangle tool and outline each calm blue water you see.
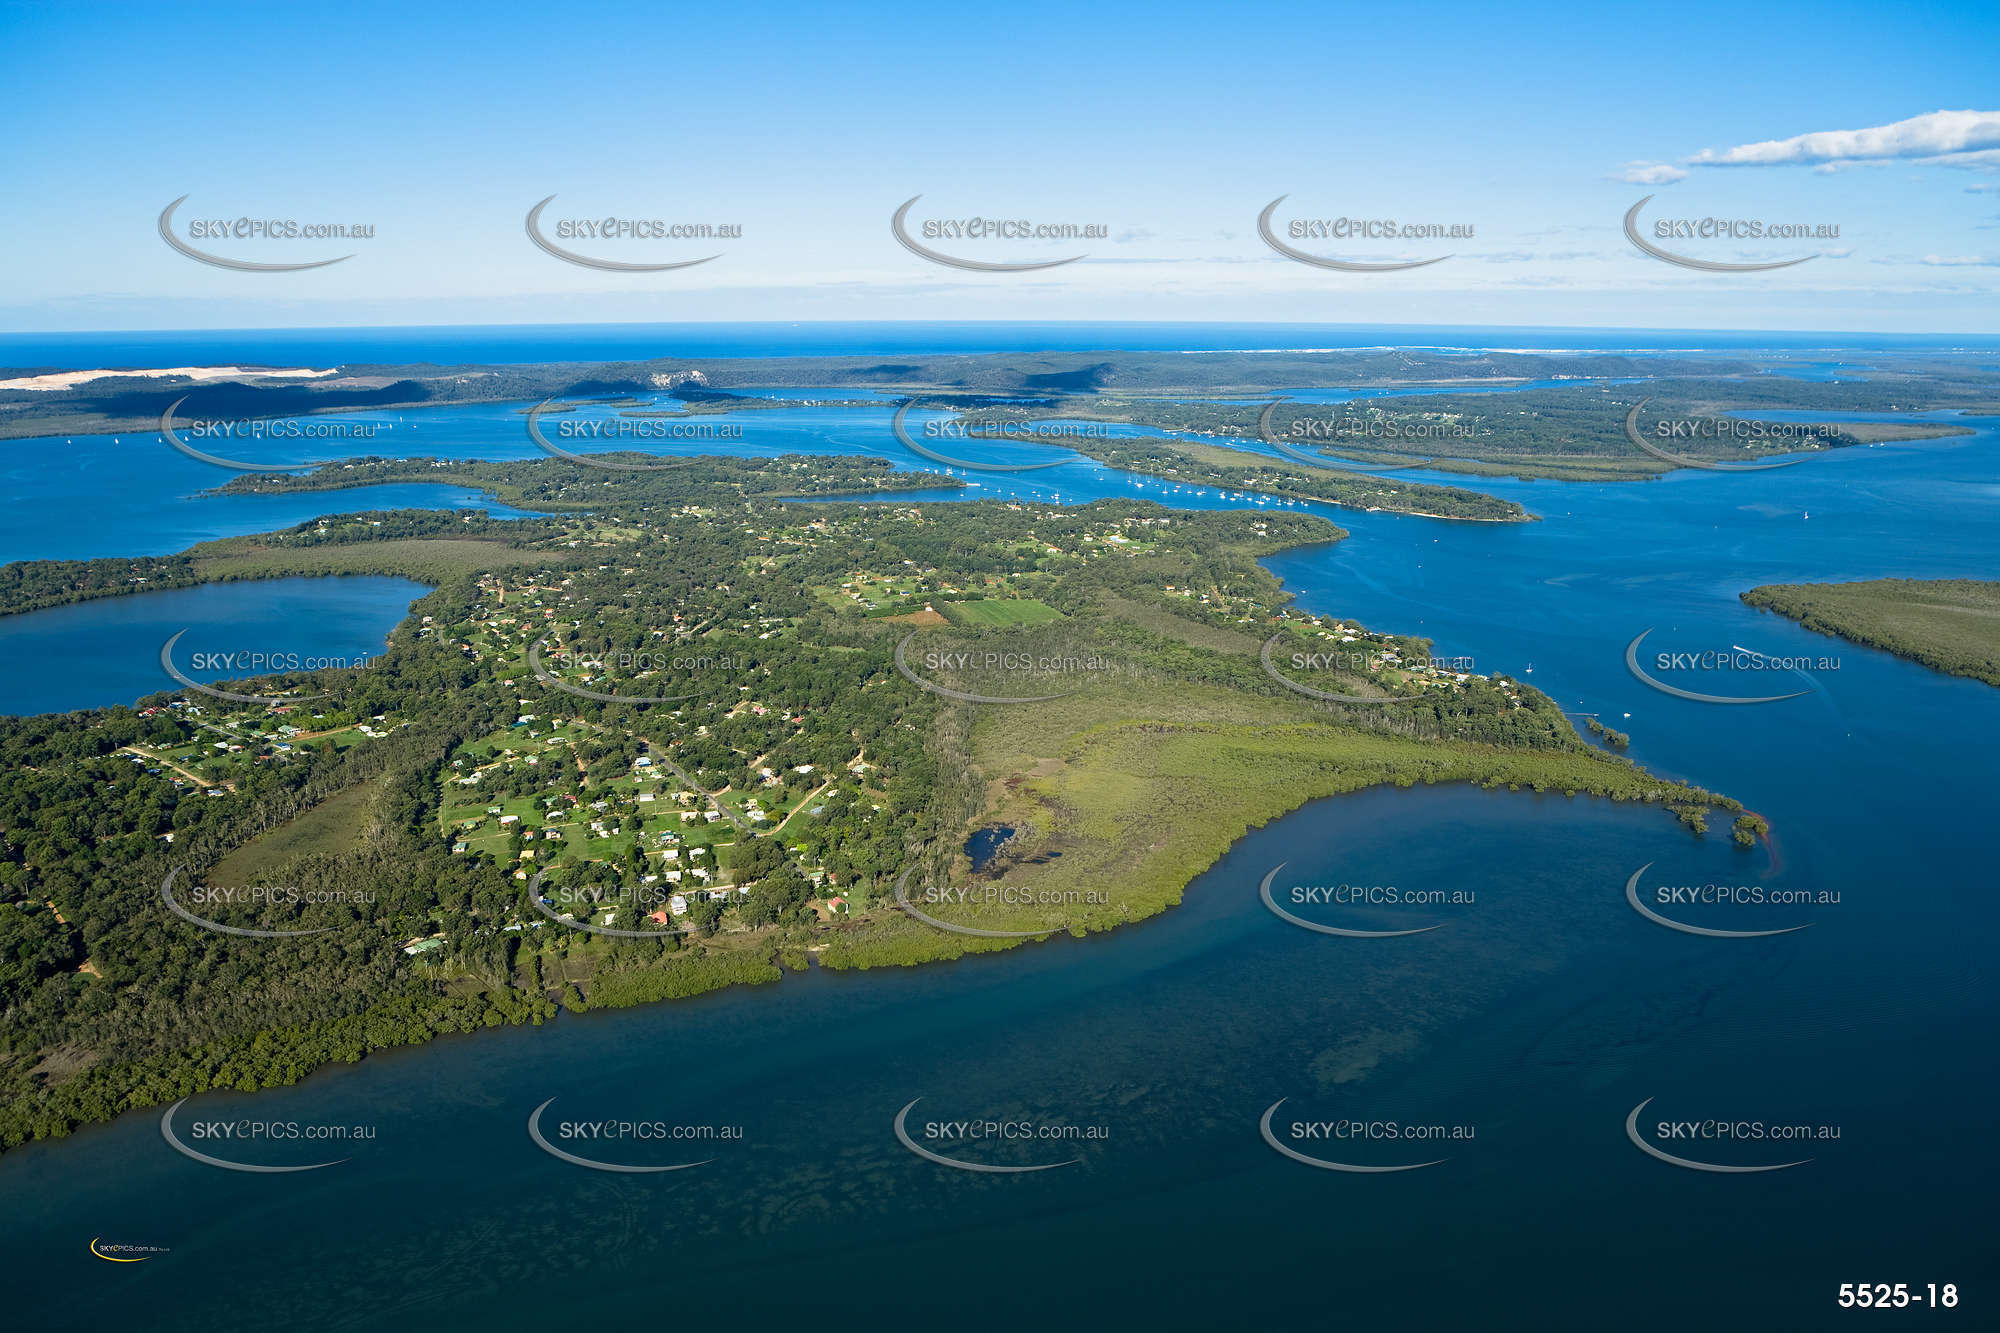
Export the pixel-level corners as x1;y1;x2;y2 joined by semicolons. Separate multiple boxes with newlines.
0;577;433;716
0;426;532;560
9;322;2000;370
964;825;1015;871
0;421;531;563
2;343;1996;1329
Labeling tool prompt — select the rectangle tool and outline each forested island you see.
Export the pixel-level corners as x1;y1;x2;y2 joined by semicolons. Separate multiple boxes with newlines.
5;345;1992;482
0;448;1743;1149
1742;578;2000;686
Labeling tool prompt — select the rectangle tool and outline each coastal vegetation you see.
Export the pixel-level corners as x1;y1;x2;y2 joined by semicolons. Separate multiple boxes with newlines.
1741;578;2000;687
0;441;1739;1150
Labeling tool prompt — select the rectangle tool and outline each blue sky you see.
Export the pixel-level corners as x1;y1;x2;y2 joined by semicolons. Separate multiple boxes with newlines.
2;0;1997;333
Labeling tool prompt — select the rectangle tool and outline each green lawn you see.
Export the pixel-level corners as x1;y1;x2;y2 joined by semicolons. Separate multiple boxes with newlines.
944;597;1064;627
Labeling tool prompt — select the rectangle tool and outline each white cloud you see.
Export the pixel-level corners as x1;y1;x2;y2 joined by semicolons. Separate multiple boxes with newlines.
1609;162;1688;185
1689;110;2000;167
1921;254;1998;267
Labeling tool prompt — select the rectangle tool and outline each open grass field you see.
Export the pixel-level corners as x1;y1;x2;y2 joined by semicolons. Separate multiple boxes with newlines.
209;773;390;884
942;597;1064;627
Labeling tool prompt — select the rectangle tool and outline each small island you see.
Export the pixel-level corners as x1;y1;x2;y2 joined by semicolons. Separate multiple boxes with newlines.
1741;578;2000;687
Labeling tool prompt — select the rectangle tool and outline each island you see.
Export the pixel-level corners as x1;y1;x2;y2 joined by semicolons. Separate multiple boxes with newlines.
0;446;1742;1150
4;345;1988;483
1741;578;2000;687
